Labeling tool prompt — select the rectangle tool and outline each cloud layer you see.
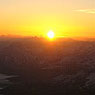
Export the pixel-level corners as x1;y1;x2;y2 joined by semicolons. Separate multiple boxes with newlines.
75;9;95;14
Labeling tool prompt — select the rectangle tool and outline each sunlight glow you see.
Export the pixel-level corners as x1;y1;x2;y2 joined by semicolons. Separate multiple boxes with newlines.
0;0;94;38
47;31;55;39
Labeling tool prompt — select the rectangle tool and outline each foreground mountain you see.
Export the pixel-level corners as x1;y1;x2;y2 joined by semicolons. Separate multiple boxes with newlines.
0;37;95;95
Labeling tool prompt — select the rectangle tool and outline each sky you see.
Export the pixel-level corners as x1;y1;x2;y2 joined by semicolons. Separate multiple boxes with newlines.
0;0;95;37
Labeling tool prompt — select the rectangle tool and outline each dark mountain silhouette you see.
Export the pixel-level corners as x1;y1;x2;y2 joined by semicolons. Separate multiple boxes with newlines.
0;37;95;95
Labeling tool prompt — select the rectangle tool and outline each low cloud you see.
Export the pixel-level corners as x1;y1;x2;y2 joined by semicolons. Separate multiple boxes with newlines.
74;9;95;14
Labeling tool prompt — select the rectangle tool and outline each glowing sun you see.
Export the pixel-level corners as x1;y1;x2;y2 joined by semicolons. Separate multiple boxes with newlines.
47;31;55;39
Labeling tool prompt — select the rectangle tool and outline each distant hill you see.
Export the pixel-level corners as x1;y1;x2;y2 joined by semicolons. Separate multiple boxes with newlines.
72;37;95;41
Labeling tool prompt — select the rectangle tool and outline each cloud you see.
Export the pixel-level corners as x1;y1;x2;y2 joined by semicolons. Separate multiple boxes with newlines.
74;9;95;14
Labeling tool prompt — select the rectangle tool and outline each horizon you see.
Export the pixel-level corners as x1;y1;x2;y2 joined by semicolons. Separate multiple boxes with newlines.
0;34;95;42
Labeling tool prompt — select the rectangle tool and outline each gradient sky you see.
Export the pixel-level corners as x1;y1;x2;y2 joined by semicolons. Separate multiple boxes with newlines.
0;0;95;37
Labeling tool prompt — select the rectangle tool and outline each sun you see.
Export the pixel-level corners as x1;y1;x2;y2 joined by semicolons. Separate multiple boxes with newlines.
47;30;55;39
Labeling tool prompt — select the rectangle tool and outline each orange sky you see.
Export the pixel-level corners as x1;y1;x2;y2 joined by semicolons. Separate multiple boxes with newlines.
0;0;95;37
